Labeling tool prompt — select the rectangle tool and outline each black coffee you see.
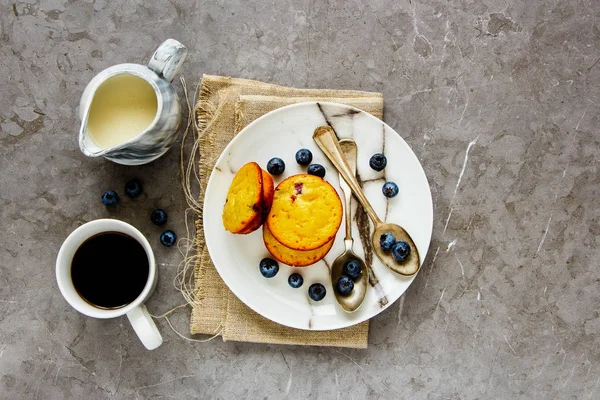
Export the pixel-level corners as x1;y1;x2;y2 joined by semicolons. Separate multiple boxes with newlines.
71;232;149;309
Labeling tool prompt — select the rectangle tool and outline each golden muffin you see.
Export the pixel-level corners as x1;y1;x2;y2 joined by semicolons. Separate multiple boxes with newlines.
237;169;274;234
263;224;333;267
267;174;342;250
222;162;264;234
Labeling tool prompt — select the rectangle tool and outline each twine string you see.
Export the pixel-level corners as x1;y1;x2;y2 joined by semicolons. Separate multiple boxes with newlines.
148;76;222;342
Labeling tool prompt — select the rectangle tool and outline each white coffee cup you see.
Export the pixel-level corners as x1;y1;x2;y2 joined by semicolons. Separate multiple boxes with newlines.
56;219;163;350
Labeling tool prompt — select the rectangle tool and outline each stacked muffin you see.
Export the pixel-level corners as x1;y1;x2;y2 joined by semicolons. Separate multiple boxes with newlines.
222;163;342;267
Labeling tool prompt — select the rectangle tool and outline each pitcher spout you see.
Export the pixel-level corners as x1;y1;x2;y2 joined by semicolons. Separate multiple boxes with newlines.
78;98;107;158
78;78;106;158
78;124;107;157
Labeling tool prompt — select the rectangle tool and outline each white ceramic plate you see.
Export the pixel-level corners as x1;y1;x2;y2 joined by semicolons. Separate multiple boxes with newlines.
203;102;433;330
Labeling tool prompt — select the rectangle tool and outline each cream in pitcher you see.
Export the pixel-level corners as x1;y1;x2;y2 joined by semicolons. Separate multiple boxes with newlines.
86;75;158;149
78;39;187;165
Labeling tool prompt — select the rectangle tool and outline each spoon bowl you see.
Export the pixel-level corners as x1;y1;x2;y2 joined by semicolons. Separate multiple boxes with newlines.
372;223;420;276
330;139;368;312
331;246;368;312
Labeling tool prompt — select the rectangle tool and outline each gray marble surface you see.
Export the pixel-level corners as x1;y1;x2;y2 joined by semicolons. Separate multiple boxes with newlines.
1;0;598;398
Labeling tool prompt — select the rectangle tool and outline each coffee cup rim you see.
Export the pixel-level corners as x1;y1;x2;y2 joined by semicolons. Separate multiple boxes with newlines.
56;219;156;319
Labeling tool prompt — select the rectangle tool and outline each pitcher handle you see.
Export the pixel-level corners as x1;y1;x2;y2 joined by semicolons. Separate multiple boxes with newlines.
148;39;188;82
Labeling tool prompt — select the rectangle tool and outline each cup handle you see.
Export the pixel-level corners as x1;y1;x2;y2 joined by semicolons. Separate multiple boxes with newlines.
126;304;163;350
147;39;188;82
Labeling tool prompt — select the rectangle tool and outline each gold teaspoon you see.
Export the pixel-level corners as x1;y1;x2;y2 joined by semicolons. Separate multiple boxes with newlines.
330;140;368;312
313;126;421;276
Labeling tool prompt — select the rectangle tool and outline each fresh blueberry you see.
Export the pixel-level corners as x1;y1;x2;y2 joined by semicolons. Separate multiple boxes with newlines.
295;149;313;165
101;190;119;207
124;179;143;198
259;258;279;278
267;158;285;175
308;283;326;301
307;164;326;178
391;240;411;262
160;230;177;247
288;273;304;288
343;259;362;280
369;153;387;171
336;275;354;296
151;209;168;226
382;181;399;198
380;232;396;252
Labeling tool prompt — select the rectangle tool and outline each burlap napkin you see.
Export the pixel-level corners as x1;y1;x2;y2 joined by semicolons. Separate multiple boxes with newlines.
191;75;383;348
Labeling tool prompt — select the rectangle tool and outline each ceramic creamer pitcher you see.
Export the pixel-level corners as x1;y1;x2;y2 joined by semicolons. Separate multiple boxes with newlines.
78;39;187;165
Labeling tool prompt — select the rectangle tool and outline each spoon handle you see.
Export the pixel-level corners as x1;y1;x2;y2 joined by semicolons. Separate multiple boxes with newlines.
313;126;382;225
339;140;357;242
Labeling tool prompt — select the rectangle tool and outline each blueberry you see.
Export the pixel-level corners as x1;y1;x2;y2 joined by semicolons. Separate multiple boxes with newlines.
380;232;396;252
288;273;304;288
151;209;168;226
308;283;326;301
369;153;387;171
382;181;399;198
160;230;177;247
336;275;354;296
267;158;285;175
343;259;362;280
391;240;411;262
124;179;143;198
307;164;326;178
295;149;313;165
101;190;119;206
259;258;279;278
